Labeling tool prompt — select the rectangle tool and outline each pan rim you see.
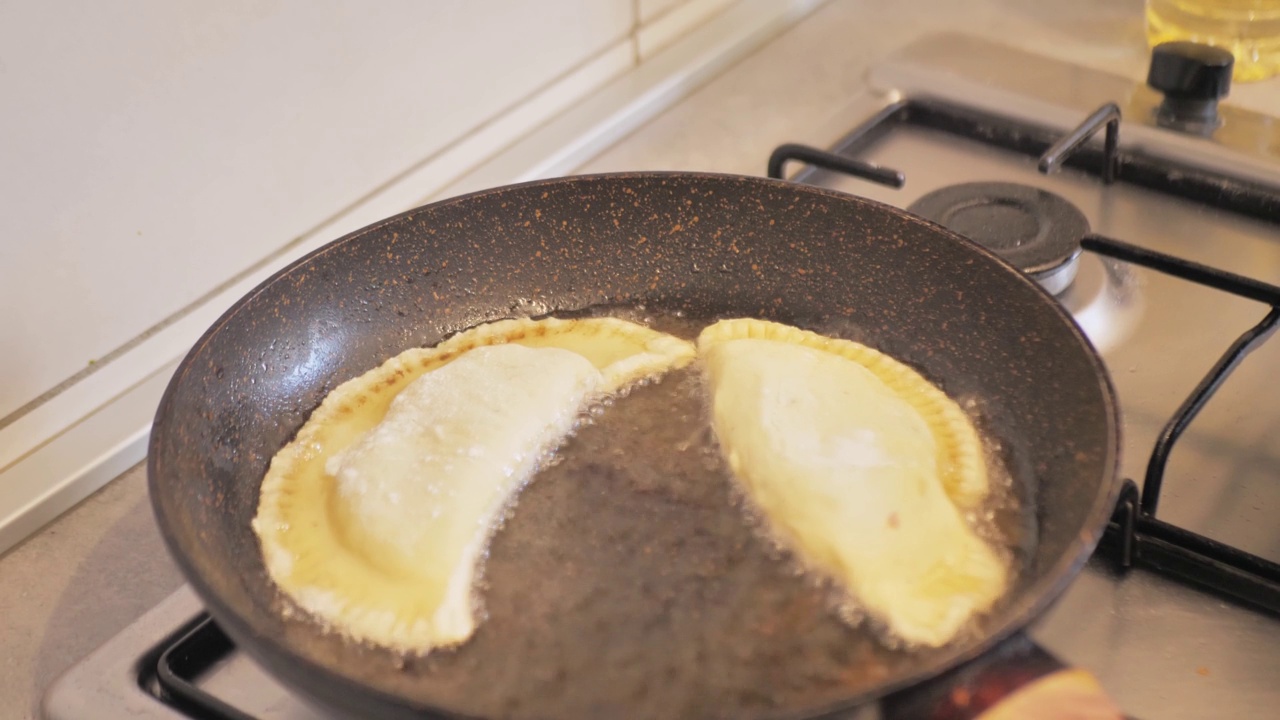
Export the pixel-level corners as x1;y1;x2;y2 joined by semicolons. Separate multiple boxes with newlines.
148;170;1121;719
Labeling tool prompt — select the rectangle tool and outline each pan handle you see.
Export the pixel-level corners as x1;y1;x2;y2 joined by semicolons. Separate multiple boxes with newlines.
879;633;1128;720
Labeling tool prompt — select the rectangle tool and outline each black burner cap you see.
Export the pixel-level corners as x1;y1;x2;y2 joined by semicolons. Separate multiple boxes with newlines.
908;182;1088;293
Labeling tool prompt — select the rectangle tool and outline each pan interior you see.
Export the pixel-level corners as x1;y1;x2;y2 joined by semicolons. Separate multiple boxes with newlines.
265;307;1034;719
149;173;1116;720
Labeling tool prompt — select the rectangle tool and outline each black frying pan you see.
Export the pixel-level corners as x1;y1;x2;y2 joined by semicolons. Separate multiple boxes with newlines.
149;173;1119;719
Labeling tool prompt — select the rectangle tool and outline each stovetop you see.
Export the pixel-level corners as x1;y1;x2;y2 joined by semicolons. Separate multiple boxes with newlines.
44;34;1280;720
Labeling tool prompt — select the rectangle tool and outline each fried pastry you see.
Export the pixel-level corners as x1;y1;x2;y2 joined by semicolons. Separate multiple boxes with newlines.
253;317;695;653
698;318;1007;647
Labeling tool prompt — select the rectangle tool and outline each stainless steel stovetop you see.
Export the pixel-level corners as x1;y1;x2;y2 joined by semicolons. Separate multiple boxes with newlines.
44;34;1280;720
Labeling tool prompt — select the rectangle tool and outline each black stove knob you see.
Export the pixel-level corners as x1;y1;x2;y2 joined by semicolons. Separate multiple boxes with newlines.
1147;42;1234;130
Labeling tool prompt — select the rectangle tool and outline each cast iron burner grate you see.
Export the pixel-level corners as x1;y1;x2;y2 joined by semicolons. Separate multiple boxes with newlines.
148;617;252;720
768;96;1280;615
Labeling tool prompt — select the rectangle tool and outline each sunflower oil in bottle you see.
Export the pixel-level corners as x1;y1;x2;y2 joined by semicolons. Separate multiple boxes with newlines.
1146;0;1280;81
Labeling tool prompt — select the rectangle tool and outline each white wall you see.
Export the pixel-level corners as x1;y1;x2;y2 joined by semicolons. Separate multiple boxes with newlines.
0;0;722;423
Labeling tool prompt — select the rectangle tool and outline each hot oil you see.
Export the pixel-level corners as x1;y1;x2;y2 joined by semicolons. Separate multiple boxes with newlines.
411;305;1034;720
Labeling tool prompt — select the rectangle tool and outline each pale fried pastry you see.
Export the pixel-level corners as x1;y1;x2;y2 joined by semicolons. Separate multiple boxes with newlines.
698;318;1007;647
253;317;695;653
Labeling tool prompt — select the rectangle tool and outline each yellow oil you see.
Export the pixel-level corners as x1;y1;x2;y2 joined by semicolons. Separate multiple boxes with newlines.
1147;0;1280;82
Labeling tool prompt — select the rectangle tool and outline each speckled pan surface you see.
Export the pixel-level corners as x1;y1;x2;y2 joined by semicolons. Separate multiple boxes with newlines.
148;172;1119;720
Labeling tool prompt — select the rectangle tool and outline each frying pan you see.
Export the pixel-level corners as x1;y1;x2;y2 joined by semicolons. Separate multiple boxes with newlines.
149;172;1119;719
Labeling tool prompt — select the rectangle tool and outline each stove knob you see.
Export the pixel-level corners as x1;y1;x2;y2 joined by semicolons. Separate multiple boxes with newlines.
1147;42;1234;130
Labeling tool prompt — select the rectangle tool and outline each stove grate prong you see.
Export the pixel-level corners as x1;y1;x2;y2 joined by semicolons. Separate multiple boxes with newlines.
767;142;905;188
1038;103;1121;184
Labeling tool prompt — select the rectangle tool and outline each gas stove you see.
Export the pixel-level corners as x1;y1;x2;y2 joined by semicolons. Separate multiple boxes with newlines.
44;34;1280;720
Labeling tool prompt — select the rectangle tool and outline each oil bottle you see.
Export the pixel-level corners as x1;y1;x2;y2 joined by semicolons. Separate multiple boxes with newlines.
1146;0;1280;81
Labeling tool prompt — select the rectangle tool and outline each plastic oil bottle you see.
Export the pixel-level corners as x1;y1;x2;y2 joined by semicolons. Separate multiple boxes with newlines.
1147;0;1280;81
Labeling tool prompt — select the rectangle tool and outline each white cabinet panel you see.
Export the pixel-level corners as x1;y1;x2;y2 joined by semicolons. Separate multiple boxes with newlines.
0;0;631;420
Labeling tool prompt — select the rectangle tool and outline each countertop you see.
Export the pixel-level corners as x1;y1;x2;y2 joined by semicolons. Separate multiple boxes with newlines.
5;0;1280;718
0;463;181;718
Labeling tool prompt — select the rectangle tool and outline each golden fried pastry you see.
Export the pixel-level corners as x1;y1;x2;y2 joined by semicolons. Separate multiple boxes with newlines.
698;319;1007;647
253;317;695;653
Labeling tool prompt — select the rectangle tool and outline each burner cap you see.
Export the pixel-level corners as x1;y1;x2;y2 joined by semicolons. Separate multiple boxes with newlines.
908;182;1088;295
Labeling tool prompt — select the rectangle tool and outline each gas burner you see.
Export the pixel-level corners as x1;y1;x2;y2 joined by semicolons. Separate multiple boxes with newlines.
907;182;1088;295
1057;253;1142;355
